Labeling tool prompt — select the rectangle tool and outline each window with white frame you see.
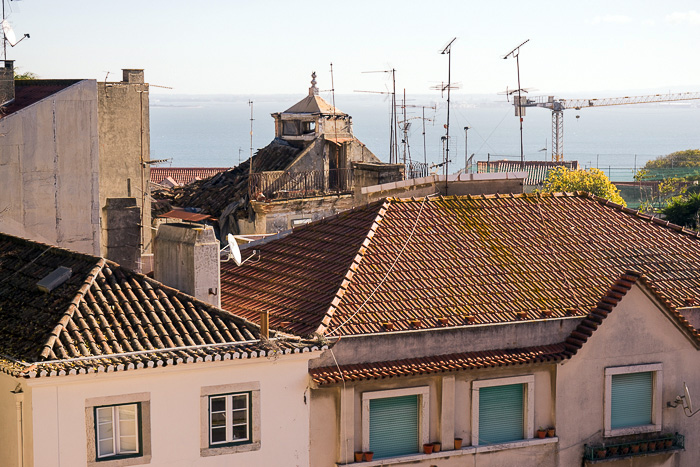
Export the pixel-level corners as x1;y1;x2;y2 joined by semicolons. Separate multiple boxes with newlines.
604;364;662;437
209;393;251;446
85;392;151;467
200;382;261;457
362;387;429;459
95;403;141;459
471;375;535;446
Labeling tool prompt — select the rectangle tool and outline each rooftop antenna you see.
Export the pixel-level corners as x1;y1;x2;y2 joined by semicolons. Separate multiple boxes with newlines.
435;37;457;194
221;234;259;266
248;100;254;176
359;69;398;163
503;39;529;170
1;0;29;61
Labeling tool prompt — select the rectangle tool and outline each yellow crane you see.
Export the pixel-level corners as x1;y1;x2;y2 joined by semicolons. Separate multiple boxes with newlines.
515;92;700;162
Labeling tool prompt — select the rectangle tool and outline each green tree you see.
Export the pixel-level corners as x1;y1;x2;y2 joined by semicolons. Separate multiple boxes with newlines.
661;192;700;229
541;166;626;206
14;71;38;80
645;149;700;169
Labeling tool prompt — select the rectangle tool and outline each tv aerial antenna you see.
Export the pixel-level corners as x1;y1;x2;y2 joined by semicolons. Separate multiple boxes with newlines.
356;68;398;164
668;382;700;417
221;234;259;266
433;37;458;192
1;0;29;61
503;39;529;170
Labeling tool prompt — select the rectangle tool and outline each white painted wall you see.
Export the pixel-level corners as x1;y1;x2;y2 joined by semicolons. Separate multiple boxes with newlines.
0;80;100;255
26;353;313;467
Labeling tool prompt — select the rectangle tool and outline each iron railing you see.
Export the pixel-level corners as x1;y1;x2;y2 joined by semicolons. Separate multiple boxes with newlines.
248;168;354;200
406;161;429;179
583;433;684;462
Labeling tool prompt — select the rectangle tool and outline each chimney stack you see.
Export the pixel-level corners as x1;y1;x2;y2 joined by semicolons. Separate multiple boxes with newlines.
0;60;15;106
153;224;221;308
122;68;144;84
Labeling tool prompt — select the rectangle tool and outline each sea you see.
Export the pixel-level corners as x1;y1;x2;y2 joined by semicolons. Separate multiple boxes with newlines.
150;93;700;182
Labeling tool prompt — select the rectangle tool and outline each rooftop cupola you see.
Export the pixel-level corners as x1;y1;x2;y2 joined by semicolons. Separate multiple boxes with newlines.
309;71;319;96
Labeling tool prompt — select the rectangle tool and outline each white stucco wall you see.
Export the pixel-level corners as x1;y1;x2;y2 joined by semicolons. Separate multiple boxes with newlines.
0;80;100;255
26;353;313;467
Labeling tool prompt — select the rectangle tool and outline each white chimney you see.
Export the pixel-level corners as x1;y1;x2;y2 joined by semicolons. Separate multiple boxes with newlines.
153;224;221;308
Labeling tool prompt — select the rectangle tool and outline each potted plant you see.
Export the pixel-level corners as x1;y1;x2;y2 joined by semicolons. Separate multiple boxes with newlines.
454;438;463;450
648;440;657;451
630;443;640;453
537;427;547;439
423;443;433;454
354;451;363;462
596;447;607;459
639;441;648;452
546;427;555;437
363;451;374;461
620;445;630;455
663;434;674;449
607;445;618;456
432;441;441;452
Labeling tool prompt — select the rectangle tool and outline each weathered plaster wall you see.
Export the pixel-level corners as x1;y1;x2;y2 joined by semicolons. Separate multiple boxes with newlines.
0;376;34;467
248;194;356;234
97;72;151;259
556;284;700;466
0;80;100;255
27;353;313;467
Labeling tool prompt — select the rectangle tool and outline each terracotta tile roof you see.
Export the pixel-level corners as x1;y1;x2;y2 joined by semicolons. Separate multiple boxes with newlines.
284;94;346;115
1;80;81;118
477;160;579;186
150;167;229;186
219;192;700;338
0;233;321;378
157;209;211;222
310;344;569;385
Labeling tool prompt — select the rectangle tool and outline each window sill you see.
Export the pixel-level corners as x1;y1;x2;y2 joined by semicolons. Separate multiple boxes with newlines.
200;441;260;457
88;454;151;467
605;424;660;438
337;437;558;466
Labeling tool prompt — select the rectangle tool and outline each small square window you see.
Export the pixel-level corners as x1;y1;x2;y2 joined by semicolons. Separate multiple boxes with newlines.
604;364;662;437
95;403;141;459
472;375;535;446
209;393;251;446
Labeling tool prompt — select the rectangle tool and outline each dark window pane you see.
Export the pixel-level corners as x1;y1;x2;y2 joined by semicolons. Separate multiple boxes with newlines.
232;395;247;410
211;412;226;427
232;409;247;424
232;424;247;440
210;397;226;412
211;427;226;443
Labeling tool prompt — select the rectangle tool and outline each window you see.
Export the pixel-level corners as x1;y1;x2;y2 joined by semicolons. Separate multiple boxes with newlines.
200;382;261;457
604;364;662;437
85;393;151;467
95;404;141;459
471;375;534;446
361;387;429;459
209;393;251;446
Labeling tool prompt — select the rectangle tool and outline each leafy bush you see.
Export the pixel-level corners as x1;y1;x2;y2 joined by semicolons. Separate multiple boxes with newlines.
542;166;626;206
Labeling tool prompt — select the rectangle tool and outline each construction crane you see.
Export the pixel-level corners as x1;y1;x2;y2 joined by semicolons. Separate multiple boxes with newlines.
514;91;700;161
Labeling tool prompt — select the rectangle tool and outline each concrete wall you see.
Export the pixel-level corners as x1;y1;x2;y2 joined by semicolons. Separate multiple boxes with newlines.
25;353;313;467
556;284;700;466
0;80;100;255
0;375;33;467
97;70;151;261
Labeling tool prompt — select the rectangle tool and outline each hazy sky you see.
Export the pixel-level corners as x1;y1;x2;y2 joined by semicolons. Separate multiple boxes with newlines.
6;0;700;96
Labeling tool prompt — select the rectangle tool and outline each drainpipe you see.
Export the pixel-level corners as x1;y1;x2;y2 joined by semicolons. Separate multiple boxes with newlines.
12;384;24;467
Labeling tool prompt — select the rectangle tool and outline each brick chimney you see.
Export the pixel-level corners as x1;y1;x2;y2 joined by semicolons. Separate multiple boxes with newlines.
153;224;221;308
0;60;15;106
122;68;144;84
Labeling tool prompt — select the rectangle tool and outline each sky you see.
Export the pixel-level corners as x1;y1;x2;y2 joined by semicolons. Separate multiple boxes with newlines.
5;0;700;97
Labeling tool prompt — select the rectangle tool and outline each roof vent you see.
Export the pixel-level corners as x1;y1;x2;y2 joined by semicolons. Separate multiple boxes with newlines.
37;266;72;293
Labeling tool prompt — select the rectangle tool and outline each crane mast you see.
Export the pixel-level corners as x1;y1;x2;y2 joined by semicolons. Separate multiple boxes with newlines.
518;91;700;162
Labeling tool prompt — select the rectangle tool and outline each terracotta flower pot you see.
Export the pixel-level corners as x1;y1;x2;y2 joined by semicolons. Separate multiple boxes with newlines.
630;444;640;453
354;452;363;462
621;445;629;455
432;442;441;453
648;441;657;451
363;451;374;461
537;429;546;439
454;438;463;450
664;439;673;449
547;428;555;438
596;449;606;459
608;446;618;456
423;443;433;454
639;442;648;452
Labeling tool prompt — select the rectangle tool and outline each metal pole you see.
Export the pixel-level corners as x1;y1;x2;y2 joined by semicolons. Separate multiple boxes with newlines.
422;106;427;167
248;100;254;176
516;53;524;170
445;48;452;193
464;126;470;173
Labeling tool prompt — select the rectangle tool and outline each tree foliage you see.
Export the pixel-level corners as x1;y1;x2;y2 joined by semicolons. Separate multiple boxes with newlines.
661;192;700;229
541;166;626;206
14;71;38;80
644;149;700;169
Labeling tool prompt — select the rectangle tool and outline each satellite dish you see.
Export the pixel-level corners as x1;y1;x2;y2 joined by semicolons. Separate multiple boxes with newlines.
684;382;694;413
2;20;16;45
227;233;242;266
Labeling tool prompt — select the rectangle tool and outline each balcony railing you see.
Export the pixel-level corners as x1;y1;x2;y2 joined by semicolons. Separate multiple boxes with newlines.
583;433;684;463
249;168;354;201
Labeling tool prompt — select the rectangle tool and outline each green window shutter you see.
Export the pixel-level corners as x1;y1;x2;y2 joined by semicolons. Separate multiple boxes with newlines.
478;383;524;445
369;395;419;458
611;372;652;429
